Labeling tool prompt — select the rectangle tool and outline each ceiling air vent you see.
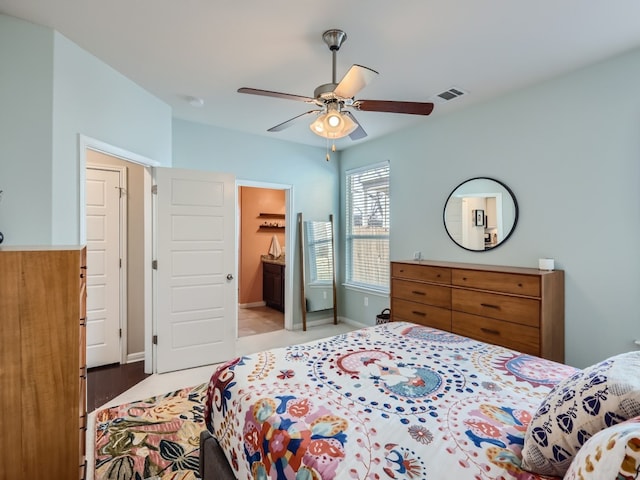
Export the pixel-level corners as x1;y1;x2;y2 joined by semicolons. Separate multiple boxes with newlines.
432;87;468;104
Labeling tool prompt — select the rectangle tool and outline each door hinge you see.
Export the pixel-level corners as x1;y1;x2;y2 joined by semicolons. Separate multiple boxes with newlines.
119;328;122;338
152;260;158;270
151;185;158;194
119;258;122;268
153;335;158;345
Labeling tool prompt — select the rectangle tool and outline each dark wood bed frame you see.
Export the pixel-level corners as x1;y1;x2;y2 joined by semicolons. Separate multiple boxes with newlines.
199;430;237;480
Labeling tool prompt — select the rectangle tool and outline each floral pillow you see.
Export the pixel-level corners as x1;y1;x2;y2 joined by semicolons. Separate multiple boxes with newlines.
563;416;640;480
520;351;640;476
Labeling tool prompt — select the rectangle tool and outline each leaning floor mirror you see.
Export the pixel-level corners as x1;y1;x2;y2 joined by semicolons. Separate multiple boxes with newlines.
298;213;337;331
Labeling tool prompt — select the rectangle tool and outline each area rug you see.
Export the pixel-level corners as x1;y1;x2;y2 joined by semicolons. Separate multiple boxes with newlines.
94;382;208;480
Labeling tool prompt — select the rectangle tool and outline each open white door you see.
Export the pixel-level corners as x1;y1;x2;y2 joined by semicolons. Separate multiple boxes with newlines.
154;167;236;373
86;167;123;367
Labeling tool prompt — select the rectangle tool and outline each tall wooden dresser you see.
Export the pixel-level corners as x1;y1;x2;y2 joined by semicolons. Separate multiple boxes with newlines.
0;246;87;479
391;260;564;362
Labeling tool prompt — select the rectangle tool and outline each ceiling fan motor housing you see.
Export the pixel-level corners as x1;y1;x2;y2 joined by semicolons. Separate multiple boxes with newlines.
322;29;347;51
314;83;339;100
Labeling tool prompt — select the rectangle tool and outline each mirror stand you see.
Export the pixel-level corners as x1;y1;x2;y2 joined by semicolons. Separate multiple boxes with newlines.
298;213;337;331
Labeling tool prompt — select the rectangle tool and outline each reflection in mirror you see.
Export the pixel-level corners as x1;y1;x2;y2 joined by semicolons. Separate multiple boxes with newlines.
443;177;518;251
298;213;337;331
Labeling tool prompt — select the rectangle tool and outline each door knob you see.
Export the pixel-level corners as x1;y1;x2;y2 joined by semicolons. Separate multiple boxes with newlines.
227;274;234;280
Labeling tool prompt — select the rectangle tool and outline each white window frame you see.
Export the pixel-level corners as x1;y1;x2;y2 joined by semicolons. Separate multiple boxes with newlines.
344;161;390;294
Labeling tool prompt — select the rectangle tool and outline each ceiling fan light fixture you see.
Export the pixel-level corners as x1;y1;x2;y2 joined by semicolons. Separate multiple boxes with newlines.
327;113;341;127
309;103;357;139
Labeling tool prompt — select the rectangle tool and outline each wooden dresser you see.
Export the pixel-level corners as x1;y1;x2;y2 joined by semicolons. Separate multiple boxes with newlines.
0;246;87;479
391;260;564;362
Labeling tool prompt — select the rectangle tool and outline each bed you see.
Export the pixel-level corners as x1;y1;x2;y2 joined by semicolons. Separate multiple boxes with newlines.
200;321;640;479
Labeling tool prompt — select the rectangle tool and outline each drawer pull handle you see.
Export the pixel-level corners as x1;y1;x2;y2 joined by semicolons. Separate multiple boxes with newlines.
480;327;500;336
411;290;426;296
480;303;500;310
412;310;426;317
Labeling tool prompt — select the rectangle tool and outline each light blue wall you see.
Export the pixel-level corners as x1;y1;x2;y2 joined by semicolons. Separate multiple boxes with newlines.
172;119;336;220
51;32;172;244
172;119;340;327
0;16;54;244
0;14;173;245
340;48;640;368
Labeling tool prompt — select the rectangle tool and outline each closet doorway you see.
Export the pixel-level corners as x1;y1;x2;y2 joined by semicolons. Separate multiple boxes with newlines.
237;182;293;337
85;150;147;367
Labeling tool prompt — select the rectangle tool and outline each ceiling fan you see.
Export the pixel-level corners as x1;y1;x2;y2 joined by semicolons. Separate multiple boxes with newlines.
238;29;434;141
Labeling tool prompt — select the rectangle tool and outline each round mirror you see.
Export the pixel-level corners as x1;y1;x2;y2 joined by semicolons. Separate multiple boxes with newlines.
443;177;518;251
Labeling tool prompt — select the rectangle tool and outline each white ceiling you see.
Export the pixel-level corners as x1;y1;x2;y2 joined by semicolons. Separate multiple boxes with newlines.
2;0;640;149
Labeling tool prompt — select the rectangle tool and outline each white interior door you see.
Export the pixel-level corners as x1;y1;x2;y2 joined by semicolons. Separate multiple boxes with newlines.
154;167;236;373
86;167;122;367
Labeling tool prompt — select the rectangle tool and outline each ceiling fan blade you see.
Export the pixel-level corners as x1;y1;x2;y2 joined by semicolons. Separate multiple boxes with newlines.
267;110;320;132
343;111;367;140
355;100;434;115
333;65;378;99
238;87;315;103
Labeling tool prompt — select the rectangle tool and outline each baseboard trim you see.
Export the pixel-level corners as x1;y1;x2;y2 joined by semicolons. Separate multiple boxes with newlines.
298;316;369;330
239;301;266;309
338;316;369;329
126;351;145;363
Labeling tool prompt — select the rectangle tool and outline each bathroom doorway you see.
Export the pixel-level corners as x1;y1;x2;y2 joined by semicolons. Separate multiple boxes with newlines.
237;182;293;337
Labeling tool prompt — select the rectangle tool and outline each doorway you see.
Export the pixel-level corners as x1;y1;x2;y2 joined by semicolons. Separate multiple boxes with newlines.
237;181;294;337
79;135;156;376
85;150;148;369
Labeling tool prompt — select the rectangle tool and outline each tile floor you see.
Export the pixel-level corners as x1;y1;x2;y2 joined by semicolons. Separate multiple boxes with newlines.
87;320;357;480
238;305;284;337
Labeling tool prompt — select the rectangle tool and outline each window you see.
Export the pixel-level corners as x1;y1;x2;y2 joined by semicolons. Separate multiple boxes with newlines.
345;162;390;292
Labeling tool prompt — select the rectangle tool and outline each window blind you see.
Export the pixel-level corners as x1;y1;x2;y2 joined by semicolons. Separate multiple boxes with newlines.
345;162;390;291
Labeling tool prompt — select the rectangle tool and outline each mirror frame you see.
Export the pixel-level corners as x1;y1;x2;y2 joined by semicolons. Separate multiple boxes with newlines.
443;177;519;252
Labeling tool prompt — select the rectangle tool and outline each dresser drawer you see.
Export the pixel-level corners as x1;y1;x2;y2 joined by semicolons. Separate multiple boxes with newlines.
452;269;540;297
452;289;540;327
452;311;540;355
392;298;451;331
392;263;451;284
392;278;451;308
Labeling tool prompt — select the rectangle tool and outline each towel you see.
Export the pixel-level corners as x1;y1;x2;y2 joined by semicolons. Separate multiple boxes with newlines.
268;235;282;258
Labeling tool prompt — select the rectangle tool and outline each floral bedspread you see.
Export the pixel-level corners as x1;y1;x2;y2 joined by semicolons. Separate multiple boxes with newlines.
204;322;577;479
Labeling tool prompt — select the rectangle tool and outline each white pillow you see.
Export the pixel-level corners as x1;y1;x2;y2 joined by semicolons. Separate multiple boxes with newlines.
520;351;640;476
563;416;640;480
